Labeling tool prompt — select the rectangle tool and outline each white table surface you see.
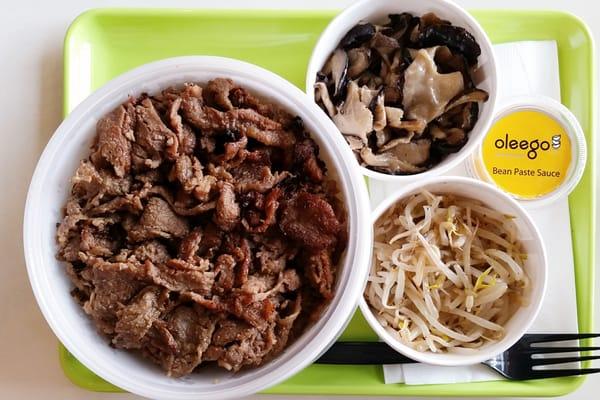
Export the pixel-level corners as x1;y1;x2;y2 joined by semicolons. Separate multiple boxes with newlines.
1;0;598;399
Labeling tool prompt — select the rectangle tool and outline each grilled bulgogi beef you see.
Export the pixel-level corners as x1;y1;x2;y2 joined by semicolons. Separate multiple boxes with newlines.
56;79;347;377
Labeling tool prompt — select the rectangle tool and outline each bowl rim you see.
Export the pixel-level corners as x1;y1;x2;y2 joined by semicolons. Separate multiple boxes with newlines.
304;0;498;182
23;56;373;399
359;175;548;366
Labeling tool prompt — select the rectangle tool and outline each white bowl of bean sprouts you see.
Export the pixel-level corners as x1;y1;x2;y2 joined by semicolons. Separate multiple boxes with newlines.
360;176;547;366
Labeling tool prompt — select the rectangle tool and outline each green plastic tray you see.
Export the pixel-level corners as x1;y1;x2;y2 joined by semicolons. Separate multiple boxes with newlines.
61;8;596;397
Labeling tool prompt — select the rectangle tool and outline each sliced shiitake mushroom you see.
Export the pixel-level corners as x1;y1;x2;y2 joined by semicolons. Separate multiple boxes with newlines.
360;146;425;174
359;85;380;106
383;84;403;105
314;81;336;117
371;91;387;131
370;31;400;64
392;119;427;133
429;123;447;140
345;135;365;151
385;106;404;128
435;101;464;128
357;72;383;90
381;50;403;86
458;102;479;131
434;46;473;88
432;127;467;155
419;12;451;29
330;48;349;103
436;101;479;131
379;132;415;152
445;88;489;112
348;47;371;78
340;23;376;49
386;138;431;165
375;129;391;148
386;13;414;41
418;23;482;65
332;81;373;143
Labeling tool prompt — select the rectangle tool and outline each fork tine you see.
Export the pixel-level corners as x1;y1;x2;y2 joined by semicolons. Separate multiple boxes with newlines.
528;346;600;354
531;355;600;366
529;368;600;379
525;333;600;344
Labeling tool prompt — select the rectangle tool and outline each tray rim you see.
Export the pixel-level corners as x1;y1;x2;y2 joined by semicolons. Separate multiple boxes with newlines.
59;7;596;397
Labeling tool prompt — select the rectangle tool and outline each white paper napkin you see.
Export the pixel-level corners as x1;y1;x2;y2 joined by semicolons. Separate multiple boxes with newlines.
368;41;579;385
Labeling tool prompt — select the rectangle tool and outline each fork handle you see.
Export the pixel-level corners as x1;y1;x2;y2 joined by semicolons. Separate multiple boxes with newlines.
316;342;416;365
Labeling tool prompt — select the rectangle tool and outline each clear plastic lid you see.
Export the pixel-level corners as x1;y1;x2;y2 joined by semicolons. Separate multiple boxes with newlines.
467;95;587;208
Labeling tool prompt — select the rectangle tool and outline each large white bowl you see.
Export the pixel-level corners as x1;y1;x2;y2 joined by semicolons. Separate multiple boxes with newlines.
305;0;498;182
360;176;547;366
23;56;372;400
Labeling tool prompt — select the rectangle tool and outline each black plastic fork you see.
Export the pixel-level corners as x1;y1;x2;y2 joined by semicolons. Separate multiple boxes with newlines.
316;333;600;380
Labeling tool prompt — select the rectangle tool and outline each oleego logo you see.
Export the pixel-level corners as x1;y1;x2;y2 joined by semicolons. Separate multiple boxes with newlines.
494;133;560;160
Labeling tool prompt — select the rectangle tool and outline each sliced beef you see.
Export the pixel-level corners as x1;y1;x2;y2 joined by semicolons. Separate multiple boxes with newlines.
243;120;295;148
256;247;286;275
231;164;290;193
56;78;347;377
218;135;248;164
241;270;300;301
242;188;281;233
169;154;202;192
178;227;203;260
72;160;132;201
204;78;235;110
303;250;336;299
147;260;214;295
128;197;190;242
279;192;342;250
241;274;277;295
146;185;217;217
80;259;147;334
113;286;168;349
254;234;297;273
169;154;216;201
221;235;251;286
134;98;179;165
87;195;143;216
65;262;91;297
236;299;277;330
293;139;325;182
166;96;184;133
210;320;276;371
213;254;236;294
268;295;302;357
79;225;117;257
90;103;134;177
229;86;294;126
181;92;296;148
196;222;222;259
178;124;197;155
133;240;171;264
59;235;83;263
163;305;217;377
57;200;86;248
211;319;255;347
213;182;240;231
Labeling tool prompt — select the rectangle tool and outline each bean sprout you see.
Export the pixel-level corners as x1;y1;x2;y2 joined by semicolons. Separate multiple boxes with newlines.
366;191;528;352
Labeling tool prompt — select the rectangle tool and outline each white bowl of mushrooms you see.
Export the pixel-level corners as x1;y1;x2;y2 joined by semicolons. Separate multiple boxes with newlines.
306;0;497;182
